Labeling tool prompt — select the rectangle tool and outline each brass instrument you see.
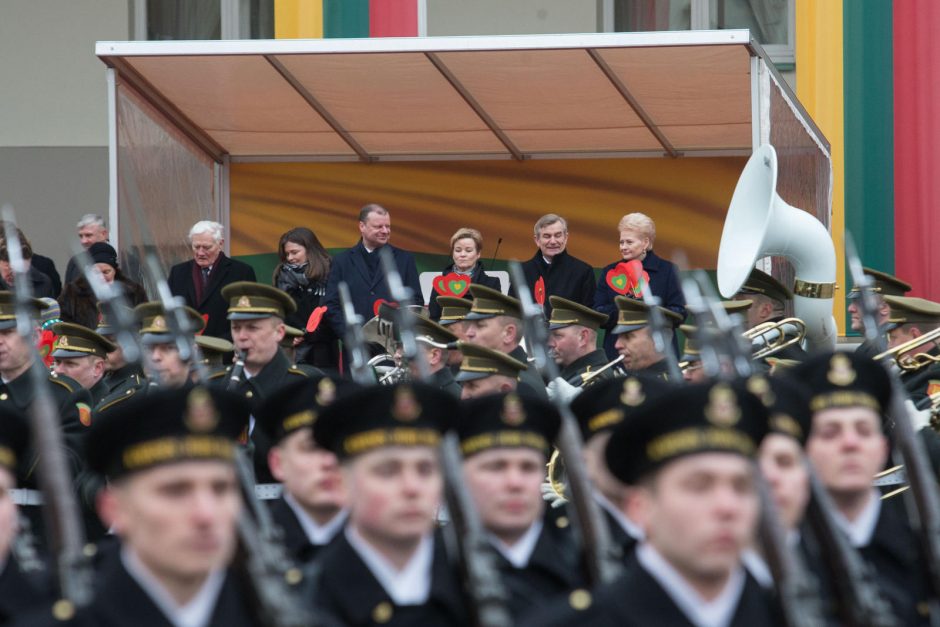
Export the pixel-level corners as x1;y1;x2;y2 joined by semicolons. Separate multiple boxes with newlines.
744;317;806;360
874;327;940;371
577;355;625;387
546;449;567;501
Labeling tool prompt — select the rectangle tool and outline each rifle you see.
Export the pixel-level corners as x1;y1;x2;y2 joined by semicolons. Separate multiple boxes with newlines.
847;233;940;624
338;282;374;384
639;281;683;381
142;254;312;627
378;247;513;627
508;260;624;586
1;206;94;612
680;269;829;627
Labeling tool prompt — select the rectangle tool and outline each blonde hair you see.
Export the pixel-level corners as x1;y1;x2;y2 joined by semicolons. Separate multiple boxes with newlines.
618;213;656;251
450;227;483;253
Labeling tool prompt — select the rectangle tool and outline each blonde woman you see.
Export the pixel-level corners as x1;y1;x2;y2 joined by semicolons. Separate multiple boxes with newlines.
593;212;685;360
428;227;501;321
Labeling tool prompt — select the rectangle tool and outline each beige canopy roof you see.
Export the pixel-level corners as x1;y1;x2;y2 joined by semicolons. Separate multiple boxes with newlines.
96;31;825;163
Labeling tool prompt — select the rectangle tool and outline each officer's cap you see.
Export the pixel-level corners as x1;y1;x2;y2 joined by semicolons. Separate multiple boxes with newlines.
455;342;527;383
223;282;297;321
51;322;116;359
435;296;472;326
465;285;521;321
548;296;608;331
611;296;683;335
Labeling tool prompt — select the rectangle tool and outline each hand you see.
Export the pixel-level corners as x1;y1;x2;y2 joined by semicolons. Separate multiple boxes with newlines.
547;376;581;404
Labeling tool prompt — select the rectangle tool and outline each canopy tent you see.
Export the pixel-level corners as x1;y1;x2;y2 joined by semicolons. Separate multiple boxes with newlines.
96;30;830;291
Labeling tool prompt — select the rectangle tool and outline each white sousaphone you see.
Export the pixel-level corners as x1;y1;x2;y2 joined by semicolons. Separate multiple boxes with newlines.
717;144;837;352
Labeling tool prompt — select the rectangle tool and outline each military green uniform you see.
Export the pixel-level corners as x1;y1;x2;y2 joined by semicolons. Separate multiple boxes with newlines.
849;268;912;360
50;322;117;406
99;363;143;401
610;296;683;381
548;296;615;387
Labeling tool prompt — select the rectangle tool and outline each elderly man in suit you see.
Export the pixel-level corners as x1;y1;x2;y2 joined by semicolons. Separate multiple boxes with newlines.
167;220;256;342
322;204;421;339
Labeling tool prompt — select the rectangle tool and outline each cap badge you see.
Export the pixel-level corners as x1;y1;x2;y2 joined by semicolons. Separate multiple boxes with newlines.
237;295;252;308
827;353;857;386
392;386;421;422
746;376;775;407
705;384;740;427
185;388;219;433
501;394;526;426
621;378;645;407
152;316;167;331
57;336;70;348
316;378;337;406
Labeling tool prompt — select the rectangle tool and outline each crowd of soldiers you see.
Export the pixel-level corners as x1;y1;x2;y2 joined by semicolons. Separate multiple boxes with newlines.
0;204;938;627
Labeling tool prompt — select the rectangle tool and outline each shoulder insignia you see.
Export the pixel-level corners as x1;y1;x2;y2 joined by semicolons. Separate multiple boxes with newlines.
287;367;311;378
48;377;76;393
77;402;92;427
97;386;139;413
207;370;229;380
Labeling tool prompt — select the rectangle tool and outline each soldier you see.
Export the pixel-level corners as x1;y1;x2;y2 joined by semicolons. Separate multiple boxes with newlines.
463;284;547;399
310;383;470;626
458;392;583;618
279;325;305;365
195;334;234;377
678;325;706;383
848;267;911;360
256;377;357;564
610;296;682;379
213;282;318;484
566;375;670;558
50;322;116;405
0;405;53;621
20;386;260;626
732;269;807;363
545;295;612;401
93;304;143;400
792;351;933;625
456;342;528;400
522;380;780;626
881;295;940;409
434;295;471;373
407;314;460;397
138;302;205;388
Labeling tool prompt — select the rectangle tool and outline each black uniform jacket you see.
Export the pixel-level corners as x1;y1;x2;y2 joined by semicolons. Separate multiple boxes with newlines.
311;530;469;627
268;497;344;565
559;349;614;387
14;545;260;627
900;346;940;409
520;551;782;627
0;557;53;623
494;520;585;619
167;253;257;342
427;261;502;322
430;366;461;398
515;249;596;321
510;346;548;401
210;349;316;484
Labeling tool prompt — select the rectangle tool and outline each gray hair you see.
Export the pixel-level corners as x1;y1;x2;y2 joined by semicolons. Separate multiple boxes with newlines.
188;220;224;244
533;214;567;237
76;214;107;231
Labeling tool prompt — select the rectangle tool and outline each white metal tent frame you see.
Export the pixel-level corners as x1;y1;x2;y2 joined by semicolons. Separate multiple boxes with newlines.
96;30;830;256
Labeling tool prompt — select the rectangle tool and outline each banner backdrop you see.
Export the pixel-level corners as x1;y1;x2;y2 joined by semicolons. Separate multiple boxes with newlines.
230;157;746;278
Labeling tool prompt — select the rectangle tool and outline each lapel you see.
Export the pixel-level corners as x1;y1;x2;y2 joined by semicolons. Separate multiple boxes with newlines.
323;533;399;625
200;254;231;307
270;498;316;562
527;523;582;587
348;241;375;290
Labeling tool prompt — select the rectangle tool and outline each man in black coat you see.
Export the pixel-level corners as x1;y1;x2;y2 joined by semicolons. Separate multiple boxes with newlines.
322;204;422;340
515;214;596;321
167;220;257;342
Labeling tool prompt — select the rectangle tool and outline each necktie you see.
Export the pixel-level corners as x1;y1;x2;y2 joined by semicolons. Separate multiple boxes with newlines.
201;266;210;287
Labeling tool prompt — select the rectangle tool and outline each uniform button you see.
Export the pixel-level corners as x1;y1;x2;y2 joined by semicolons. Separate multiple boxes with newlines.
372;602;393;623
556;516;569;529
569;589;592;611
125;389;132;395
0;393;7;401
245;391;253;399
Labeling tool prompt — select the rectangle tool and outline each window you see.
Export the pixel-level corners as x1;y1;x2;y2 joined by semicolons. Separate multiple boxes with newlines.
134;0;274;41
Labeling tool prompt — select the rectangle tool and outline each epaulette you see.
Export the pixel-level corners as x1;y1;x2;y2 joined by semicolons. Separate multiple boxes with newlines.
48;373;77;393
207;369;230;381
96;385;140;414
287;367;311;378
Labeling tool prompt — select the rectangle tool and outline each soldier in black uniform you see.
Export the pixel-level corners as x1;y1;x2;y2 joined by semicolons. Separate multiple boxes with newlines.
566;375;671;559
848;267;911;360
17;386;261;626
457;392;583;618
93;304;143;402
0;405;53;622
211;282;319;484
792;351;934;626
610;296;682;380
521;379;782;626
49;322;116;405
310;383;470;626
882;295;940;409
732;269;808;363
407;314;460;397
544;295;613;403
464;284;548;400
255;377;358;564
455;342;528;400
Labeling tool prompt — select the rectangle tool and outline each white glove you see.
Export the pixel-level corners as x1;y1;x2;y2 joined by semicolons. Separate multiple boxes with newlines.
540;480;569;509
905;398;932;432
547;376;582;404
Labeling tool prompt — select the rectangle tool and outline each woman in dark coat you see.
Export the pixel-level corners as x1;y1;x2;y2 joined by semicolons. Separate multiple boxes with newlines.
593;212;686;360
58;242;147;329
273;227;338;370
428;227;502;321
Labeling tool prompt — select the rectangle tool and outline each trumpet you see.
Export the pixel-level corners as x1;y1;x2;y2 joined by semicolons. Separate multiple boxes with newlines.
744;317;806;360
874;327;940;371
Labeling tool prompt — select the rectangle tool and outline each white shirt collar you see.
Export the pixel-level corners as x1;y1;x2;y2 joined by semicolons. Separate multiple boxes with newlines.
345;526;434;606
121;546;226;627
542;255;553;265
489;519;543;568
833;489;881;547
594;491;644;541
283;493;347;545
636;543;746;627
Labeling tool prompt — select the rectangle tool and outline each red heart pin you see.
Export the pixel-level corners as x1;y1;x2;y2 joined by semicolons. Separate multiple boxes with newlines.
534;277;546;306
373;299;398;317
306;306;328;332
197;313;209;336
624;260;649;297
433;273;470;297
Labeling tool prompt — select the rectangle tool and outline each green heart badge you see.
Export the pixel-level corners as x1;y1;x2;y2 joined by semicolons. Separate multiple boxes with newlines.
606;265;630;294
433;273;470;297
